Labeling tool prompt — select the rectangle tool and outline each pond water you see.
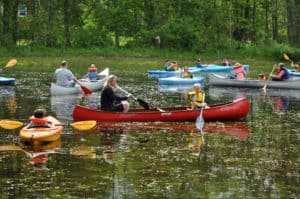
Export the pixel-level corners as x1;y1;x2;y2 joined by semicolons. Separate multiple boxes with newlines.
0;70;299;198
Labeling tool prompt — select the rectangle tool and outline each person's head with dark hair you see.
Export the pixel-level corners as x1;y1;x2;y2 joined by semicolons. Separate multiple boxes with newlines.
33;108;47;118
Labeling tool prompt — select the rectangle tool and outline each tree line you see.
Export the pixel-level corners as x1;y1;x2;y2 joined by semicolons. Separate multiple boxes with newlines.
1;0;299;52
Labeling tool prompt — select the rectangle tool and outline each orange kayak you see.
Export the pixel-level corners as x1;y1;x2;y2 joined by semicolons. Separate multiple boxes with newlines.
19;116;63;144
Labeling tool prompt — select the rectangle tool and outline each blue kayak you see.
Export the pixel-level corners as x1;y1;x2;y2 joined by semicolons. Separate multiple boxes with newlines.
148;67;202;78
0;77;15;86
288;69;300;76
158;76;205;85
148;64;249;78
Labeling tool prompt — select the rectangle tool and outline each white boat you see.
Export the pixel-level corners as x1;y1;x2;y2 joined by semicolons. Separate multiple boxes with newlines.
50;68;109;95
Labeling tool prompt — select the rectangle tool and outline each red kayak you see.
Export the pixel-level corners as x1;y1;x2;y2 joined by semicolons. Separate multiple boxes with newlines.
73;97;249;122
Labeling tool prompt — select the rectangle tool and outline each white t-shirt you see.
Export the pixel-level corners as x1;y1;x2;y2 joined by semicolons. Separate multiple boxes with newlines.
55;67;75;87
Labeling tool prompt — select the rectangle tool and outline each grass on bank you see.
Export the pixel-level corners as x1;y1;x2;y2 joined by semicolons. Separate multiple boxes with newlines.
0;42;299;78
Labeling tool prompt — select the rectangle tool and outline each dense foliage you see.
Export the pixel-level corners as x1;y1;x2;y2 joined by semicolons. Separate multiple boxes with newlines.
0;0;299;55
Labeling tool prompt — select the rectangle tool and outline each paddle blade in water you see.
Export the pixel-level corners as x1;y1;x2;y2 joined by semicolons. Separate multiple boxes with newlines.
0;120;23;129
5;59;17;68
70;120;96;131
283;53;290;61
196;115;204;132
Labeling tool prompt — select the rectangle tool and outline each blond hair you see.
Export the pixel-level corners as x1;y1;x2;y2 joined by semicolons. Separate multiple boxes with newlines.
104;75;117;88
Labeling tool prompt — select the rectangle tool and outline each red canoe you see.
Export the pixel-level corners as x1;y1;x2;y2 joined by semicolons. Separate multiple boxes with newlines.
73;97;250;122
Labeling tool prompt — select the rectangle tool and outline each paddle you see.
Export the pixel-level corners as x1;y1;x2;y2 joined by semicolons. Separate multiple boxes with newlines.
0;120;96;131
283;53;293;63
74;79;92;95
262;65;276;92
1;59;17;71
195;93;205;134
117;86;150;110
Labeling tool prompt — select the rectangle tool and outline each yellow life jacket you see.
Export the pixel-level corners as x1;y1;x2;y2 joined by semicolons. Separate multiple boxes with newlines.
182;70;192;78
189;91;203;103
296;66;300;72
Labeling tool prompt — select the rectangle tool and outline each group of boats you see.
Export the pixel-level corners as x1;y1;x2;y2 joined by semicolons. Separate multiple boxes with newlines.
8;60;300;146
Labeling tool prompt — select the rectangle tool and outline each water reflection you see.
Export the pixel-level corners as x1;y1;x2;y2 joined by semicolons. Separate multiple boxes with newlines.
188;132;204;156
0;86;17;115
0;139;62;167
95;121;249;141
50;93;100;120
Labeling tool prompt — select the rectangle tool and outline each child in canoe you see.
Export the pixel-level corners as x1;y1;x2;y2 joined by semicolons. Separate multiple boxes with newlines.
188;83;208;109
83;64;99;81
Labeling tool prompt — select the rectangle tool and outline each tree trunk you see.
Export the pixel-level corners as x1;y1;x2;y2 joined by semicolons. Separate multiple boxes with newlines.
264;0;270;39
64;0;71;48
12;0;19;44
46;1;54;47
2;0;11;46
286;0;295;45
271;0;278;40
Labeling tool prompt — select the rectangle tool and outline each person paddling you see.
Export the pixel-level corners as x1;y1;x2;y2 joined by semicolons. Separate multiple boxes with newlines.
188;83;208;109
55;60;76;87
271;63;290;81
100;75;132;112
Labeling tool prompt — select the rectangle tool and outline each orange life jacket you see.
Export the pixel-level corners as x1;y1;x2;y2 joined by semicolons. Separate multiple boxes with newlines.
88;67;97;72
30;116;50;124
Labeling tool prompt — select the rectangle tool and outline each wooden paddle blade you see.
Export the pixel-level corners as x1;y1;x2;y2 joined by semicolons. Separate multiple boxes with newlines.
0;120;23;129
137;98;150;110
80;85;92;95
5;59;17;67
70;120;96;131
283;53;290;61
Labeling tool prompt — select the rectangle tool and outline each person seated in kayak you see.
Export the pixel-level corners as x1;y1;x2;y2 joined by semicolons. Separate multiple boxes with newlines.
83;64;99;81
292;61;300;72
166;61;180;71
258;74;266;81
195;59;203;68
27;108;53;128
222;58;230;66
188;83;208;109
182;67;193;78
271;63;290;81
230;63;246;80
101;75;132;112
55;60;76;87
164;59;172;71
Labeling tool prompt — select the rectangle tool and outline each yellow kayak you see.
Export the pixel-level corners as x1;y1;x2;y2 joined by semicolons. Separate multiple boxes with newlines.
19;116;63;144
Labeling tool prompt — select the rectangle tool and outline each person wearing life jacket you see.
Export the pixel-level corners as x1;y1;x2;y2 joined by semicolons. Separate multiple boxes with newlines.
271;63;290;81
195;59;203;68
167;61;180;71
182;67;193;78
188;83;207;109
86;64;99;81
28;108;52;128
292;61;300;72
232;62;246;80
